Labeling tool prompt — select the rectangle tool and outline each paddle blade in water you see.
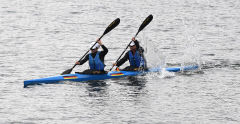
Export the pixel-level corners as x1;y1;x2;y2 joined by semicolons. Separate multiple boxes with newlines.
61;68;73;75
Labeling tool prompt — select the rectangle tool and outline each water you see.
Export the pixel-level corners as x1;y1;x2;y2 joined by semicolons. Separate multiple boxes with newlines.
0;0;240;123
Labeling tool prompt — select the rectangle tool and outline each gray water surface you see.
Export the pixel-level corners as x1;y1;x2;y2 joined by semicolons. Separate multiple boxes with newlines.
0;0;239;123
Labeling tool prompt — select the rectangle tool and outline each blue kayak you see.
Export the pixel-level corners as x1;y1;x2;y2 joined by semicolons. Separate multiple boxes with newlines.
23;65;198;88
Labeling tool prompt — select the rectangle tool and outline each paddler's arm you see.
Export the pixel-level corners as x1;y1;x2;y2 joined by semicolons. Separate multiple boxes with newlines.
75;55;89;65
132;37;144;53
132;37;139;50
98;40;108;62
99;42;108;56
116;52;129;67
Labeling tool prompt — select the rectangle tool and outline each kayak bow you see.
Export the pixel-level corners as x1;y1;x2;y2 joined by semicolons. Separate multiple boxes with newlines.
24;65;199;88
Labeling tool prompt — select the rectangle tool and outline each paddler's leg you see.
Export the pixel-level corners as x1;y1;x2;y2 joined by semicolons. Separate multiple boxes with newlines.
76;69;107;74
92;70;107;74
75;69;92;74
122;66;137;71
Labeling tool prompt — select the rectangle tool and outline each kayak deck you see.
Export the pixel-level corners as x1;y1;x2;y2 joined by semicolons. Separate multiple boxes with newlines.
24;65;199;88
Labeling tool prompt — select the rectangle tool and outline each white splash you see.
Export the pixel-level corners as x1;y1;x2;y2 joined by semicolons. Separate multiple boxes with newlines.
159;68;176;78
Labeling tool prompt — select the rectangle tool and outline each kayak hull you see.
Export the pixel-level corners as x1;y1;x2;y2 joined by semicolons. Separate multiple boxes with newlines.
24;65;198;88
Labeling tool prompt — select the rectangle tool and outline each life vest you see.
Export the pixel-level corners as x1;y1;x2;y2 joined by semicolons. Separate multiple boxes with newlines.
128;50;145;68
89;51;105;71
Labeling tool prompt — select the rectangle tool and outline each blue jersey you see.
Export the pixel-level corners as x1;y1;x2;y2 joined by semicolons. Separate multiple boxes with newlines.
89;51;105;71
128;51;145;68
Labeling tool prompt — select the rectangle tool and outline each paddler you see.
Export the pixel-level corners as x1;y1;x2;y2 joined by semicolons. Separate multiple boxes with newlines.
113;37;147;71
75;39;108;74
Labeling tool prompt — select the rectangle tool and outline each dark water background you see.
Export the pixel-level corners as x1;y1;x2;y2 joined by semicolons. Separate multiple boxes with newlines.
0;0;239;123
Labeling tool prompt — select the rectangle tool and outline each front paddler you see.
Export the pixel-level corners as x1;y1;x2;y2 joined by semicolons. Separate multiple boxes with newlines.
75;39;108;74
113;37;147;71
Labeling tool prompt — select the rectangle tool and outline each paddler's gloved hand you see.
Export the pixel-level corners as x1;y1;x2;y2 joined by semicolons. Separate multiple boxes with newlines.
75;61;80;65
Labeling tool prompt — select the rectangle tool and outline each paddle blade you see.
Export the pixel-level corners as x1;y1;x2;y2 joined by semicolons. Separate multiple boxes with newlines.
135;14;153;36
102;18;120;37
61;68;73;75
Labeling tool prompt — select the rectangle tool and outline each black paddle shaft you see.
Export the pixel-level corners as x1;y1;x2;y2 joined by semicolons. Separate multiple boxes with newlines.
109;15;153;71
61;18;120;75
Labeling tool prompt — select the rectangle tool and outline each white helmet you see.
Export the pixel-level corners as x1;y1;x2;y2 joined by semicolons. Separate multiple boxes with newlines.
90;42;100;50
129;41;135;46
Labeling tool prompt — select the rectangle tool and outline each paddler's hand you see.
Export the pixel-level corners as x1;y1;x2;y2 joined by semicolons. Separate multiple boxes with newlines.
132;37;136;41
112;63;117;66
75;61;80;65
97;39;103;45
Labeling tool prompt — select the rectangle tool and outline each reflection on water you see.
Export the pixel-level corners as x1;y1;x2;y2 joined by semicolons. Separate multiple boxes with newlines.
85;80;109;97
112;76;147;97
84;76;148;97
87;80;107;88
114;76;146;87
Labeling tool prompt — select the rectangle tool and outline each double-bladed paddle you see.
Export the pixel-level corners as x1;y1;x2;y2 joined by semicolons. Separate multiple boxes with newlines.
109;14;153;71
61;18;120;75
